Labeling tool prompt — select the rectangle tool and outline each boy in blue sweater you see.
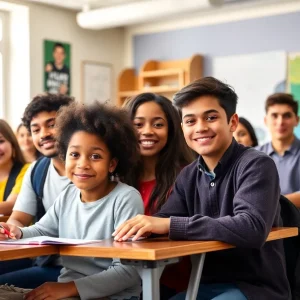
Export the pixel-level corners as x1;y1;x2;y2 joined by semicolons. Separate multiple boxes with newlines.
114;77;291;300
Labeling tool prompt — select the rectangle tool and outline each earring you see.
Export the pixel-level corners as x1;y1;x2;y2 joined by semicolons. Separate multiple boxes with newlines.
109;172;114;181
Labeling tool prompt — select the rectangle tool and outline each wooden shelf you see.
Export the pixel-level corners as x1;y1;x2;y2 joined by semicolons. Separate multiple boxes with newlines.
118;90;139;98
117;54;203;106
141;86;180;94
141;68;184;78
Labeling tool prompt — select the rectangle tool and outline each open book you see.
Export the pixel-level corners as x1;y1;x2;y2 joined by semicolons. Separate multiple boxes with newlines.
0;236;101;245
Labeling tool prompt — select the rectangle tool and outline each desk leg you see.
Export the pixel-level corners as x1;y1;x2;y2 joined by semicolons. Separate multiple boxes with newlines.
121;258;179;300
139;266;162;300
185;253;206;300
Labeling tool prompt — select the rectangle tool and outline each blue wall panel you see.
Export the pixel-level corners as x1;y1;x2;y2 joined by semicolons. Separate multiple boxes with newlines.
134;11;300;75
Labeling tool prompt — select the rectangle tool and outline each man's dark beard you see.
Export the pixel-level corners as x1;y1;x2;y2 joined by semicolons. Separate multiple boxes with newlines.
39;136;58;158
44;150;59;158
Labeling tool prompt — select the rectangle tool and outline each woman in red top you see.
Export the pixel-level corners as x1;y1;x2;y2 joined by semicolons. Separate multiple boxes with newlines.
124;93;195;299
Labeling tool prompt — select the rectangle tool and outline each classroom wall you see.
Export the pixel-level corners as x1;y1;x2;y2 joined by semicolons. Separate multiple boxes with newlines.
132;11;300;74
28;2;125;101
122;0;300;144
2;0;125;128
123;0;300;69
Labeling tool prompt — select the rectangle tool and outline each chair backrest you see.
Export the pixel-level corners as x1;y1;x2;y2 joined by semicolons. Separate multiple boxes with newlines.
280;195;300;299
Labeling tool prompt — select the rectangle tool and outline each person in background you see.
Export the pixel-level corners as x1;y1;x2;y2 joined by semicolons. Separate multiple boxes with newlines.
256;93;300;207
124;93;195;299
114;77;290;300
0;101;143;300
16;124;41;163
0;120;29;216
233;117;258;147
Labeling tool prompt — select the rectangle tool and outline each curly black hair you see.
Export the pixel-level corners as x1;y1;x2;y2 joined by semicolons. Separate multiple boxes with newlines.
22;94;74;132
55;101;140;180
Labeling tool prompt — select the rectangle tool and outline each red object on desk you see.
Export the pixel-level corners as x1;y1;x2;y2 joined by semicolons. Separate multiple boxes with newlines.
0;225;15;239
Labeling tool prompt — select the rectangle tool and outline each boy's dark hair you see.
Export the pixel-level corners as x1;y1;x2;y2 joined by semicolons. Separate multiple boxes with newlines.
265;93;298;115
22;94;74;132
124;93;195;213
173;76;238;123
53;42;65;53
238;117;258;147
55;102;140;180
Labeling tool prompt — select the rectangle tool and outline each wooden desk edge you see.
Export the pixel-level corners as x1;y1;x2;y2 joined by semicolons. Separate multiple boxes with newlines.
0;245;59;261
59;227;298;261
0;216;9;222
266;227;298;241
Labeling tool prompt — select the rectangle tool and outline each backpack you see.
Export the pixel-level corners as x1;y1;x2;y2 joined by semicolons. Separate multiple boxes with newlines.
3;162;24;201
30;156;57;267
30;156;51;222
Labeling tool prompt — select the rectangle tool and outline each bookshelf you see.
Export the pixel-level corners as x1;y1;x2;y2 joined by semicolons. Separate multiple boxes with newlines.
117;54;203;106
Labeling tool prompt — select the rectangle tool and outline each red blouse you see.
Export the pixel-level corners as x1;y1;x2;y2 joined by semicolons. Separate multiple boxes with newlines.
139;179;191;292
139;179;156;216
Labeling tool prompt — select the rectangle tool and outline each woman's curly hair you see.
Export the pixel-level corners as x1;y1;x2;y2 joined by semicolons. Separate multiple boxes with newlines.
55;101;140;180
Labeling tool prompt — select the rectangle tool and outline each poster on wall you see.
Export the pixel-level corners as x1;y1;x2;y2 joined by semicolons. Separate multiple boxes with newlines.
44;40;71;95
288;53;300;101
287;53;300;137
212;51;287;145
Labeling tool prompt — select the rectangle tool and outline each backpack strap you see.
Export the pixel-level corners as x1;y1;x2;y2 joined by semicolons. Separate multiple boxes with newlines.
3;162;24;201
30;156;63;268
30;156;51;221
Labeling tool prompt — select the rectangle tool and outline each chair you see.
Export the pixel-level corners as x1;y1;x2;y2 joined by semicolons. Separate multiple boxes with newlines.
280;195;300;300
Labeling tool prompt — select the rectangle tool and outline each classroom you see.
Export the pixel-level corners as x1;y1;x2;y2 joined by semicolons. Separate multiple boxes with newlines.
0;0;300;299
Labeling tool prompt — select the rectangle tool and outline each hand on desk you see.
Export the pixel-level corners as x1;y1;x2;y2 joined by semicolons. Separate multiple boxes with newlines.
24;282;78;300
113;214;170;241
0;222;22;240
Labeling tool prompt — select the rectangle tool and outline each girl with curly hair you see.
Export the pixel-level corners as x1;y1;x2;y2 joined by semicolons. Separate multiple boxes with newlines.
1;102;143;300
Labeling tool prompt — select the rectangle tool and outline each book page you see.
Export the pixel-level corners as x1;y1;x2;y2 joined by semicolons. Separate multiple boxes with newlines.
0;236;101;245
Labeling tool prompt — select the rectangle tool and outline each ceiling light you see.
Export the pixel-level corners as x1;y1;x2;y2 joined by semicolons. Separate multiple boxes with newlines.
77;0;224;30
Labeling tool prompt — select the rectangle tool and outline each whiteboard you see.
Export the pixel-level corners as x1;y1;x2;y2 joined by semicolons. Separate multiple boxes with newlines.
82;61;112;104
212;51;287;144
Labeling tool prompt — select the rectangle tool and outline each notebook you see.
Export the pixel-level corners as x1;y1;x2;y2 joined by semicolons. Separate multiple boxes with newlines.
0;236;101;245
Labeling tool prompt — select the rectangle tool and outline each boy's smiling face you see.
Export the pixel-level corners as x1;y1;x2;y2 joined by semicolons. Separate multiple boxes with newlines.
181;95;238;168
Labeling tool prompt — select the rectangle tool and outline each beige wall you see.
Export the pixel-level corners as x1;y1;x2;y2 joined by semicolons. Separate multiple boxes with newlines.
28;2;125;102
1;0;125;127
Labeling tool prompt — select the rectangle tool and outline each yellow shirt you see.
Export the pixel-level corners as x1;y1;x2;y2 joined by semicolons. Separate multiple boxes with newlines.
0;164;30;202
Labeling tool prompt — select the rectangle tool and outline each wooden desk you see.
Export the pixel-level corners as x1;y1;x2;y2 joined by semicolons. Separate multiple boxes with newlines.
0;244;58;261
0;228;296;299
0;216;9;222
59;227;298;300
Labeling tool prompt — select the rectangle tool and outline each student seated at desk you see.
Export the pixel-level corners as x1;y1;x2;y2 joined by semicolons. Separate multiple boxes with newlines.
0;102;144;300
256;93;300;208
124;93;195;298
0;120;29;216
114;77;291;300
0;94;74;284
